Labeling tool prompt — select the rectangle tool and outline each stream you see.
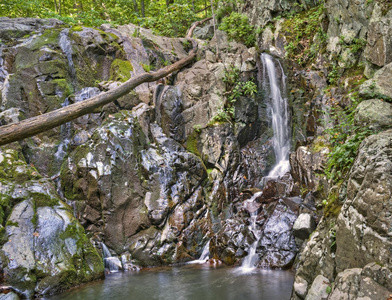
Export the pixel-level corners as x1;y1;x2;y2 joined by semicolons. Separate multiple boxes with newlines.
44;265;294;300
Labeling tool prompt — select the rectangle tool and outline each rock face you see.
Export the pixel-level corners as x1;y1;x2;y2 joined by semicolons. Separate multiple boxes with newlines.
336;130;392;272
0;149;103;298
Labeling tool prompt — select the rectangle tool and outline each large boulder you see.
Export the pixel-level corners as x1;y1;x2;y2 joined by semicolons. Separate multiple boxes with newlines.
335;129;392;271
328;266;391;300
0;149;103;298
354;99;392;130
359;62;392;102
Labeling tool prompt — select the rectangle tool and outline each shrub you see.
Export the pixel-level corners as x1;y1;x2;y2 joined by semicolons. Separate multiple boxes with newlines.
218;12;255;47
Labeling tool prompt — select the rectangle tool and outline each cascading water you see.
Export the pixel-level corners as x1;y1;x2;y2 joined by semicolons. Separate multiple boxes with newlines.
101;243;123;273
188;240;210;264
54;29;78;162
59;29;77;89
239;54;291;272
239;192;262;273
261;53;290;177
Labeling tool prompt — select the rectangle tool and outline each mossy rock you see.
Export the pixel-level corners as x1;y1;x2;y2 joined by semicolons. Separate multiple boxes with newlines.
109;59;133;82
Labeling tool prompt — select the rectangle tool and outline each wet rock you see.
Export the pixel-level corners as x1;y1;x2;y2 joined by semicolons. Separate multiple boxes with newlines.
293;213;316;241
0;292;20;300
0;149;103;298
305;275;329;300
0;108;21;125
354;99;392;130
257;202;298;269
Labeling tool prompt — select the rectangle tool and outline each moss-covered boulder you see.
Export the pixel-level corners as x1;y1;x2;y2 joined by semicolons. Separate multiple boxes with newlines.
0;149;104;298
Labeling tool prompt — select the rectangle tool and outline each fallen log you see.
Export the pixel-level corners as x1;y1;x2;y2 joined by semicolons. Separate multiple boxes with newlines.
0;34;198;146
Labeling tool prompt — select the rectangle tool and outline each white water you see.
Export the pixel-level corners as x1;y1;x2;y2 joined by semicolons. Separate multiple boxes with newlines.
238;192;263;273
261;53;290;177
187;240;210;264
59;29;77;89
102;243;122;272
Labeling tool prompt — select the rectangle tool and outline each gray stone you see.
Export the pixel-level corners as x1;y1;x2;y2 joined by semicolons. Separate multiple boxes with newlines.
364;7;392;67
359;63;392;101
293;213;316;240
336;130;392;272
0;108;21;125
305;275;330;300
0;292;20;300
354;99;392;130
328;268;391;300
293;276;309;299
0;149;103;297
193;24;214;40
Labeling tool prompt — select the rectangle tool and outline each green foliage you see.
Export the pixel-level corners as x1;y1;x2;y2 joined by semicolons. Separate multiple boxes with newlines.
327;64;342;85
324;98;373;182
282;4;325;65
208;108;232;125
141;63;152;72
325;283;332;295
141;3;197;37
215;0;241;21
219;12;256;47
208;66;257;125
0;0;206;37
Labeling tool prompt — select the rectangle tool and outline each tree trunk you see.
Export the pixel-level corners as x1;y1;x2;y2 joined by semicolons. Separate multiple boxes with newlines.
141;0;145;17
133;0;139;14
0;42;198;146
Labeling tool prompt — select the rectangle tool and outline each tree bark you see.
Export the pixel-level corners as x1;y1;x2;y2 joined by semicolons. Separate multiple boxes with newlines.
141;0;145;17
186;16;212;39
133;0;139;14
0;45;197;146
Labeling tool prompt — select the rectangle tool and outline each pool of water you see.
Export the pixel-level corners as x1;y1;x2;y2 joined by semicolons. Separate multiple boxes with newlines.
45;265;294;300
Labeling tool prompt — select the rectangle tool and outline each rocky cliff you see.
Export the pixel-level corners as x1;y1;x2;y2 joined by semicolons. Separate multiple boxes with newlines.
0;0;392;298
238;0;392;298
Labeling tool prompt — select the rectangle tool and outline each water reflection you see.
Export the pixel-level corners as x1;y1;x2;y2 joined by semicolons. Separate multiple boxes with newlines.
45;265;294;300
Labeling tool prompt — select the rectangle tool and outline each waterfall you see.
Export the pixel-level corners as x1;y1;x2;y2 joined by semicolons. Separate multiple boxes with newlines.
261;53;290;177
101;243;123;273
59;29;77;89
187;240;210;264
239;192;263;273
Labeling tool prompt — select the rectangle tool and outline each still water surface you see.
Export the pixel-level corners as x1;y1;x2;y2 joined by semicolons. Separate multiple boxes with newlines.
46;265;294;300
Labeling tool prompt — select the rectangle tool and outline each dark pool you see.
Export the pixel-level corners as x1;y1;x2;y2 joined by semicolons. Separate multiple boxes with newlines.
45;265;294;300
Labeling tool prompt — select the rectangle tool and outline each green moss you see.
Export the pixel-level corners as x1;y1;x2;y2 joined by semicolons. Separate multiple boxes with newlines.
31;192;58;208
6;220;19;227
29;29;61;51
109;59;133;82
324;185;342;217
0;226;8;245
185;131;201;157
51;79;74;97
141;63;152;72
311;136;330;153
72;26;84;32
31;212;38;227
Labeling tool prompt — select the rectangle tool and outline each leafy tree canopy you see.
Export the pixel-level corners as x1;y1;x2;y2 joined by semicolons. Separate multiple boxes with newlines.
0;0;214;37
